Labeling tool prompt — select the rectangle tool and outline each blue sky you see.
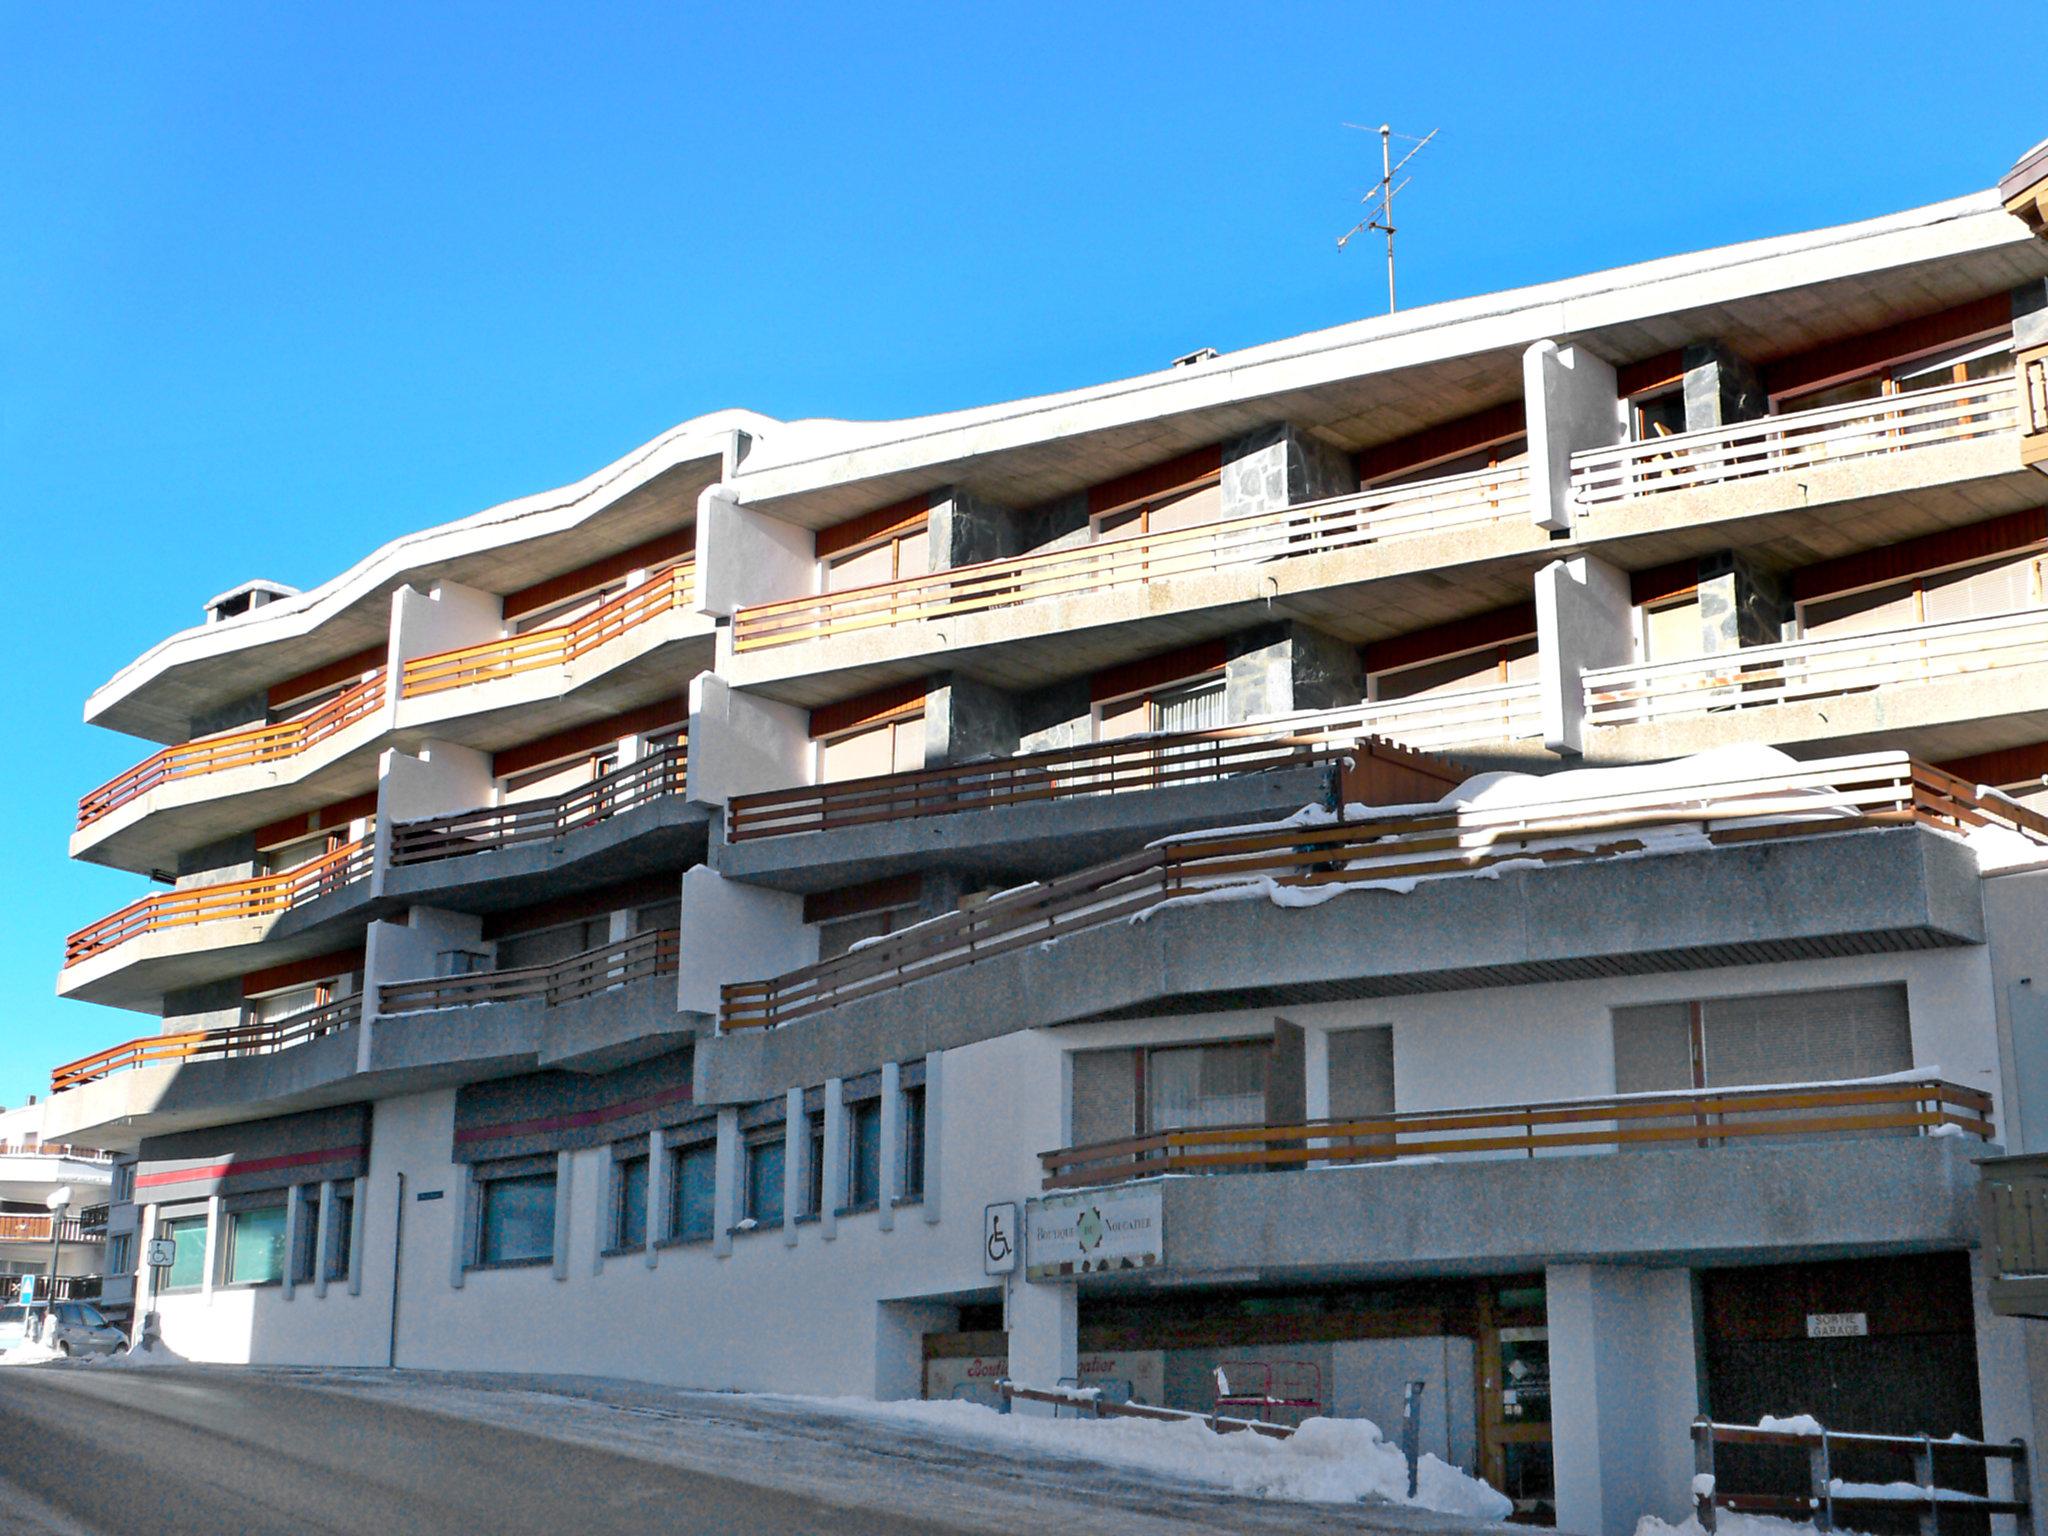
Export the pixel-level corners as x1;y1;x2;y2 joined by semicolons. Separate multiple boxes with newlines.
0;1;2039;1109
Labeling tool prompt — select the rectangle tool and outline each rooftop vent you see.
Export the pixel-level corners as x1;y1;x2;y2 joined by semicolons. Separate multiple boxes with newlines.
202;579;299;626
1171;347;1219;368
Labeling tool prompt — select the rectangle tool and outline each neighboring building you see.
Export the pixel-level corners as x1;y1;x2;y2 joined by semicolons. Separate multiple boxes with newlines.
34;135;2048;1532
0;1101;113;1310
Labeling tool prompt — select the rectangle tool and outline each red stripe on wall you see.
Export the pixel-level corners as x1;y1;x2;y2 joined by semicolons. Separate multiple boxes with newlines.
135;1143;368;1190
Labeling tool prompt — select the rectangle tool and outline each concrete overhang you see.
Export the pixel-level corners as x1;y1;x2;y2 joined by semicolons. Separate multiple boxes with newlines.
714;764;1341;895
89;414;770;745
37;977;709;1149
1100;1135;1987;1290
697;824;1985;1101
731;193;2048;528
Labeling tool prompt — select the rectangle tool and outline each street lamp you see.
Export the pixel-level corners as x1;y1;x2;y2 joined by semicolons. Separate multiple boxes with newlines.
41;1185;71;1343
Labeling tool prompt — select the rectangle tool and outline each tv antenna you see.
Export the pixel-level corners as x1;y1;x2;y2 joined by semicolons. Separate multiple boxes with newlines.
1337;124;1438;313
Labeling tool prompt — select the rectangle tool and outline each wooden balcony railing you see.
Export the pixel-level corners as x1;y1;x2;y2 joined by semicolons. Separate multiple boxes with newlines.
2023;343;2048;469
0;1142;113;1162
0;1274;103;1305
1571;373;2018;508
76;671;387;831
0;1213;101;1245
49;992;363;1093
389;745;687;866
726;689;1539;842
731;465;1531;654
1583;604;2048;728
377;925;680;1016
720;752;2048;1031
400;563;696;698
63;838;373;968
1040;1076;1991;1189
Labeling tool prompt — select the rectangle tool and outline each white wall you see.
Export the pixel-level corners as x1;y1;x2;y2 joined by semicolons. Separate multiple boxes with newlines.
694;485;814;619
687;672;809;809
675;867;816;1015
1525;340;1620;533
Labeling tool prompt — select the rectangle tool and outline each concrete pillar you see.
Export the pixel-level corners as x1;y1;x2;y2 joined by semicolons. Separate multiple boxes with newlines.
1681;343;1766;433
1694;552;1784;655
371;742;492;897
712;1108;740;1258
1223;623;1363;723
346;1175;365;1298
386;580;502;728
928;489;1021;569
1537;554;1633;756
782;1088;805;1248
1007;1278;1078;1408
879;1061;902;1233
1547;1264;1701;1536
201;1195;220;1303
925;675;1022;766
686;672;809;809
676;866;815;1017
1525;341;1621;532
821;1079;846;1241
283;1184;305;1301
313;1180;333;1299
921;1050;944;1226
2013;279;2048;352
449;1164;472;1290
1221;422;1358;518
644;1128;664;1269
694;484;814;620
134;1201;158;1346
1972;1250;2039;1530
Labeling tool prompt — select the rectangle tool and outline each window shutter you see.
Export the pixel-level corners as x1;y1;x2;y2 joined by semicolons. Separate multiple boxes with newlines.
1701;984;1910;1087
1612;1003;1694;1094
1327;1027;1395;1121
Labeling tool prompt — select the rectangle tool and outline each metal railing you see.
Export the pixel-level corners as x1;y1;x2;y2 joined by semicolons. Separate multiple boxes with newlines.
50;993;364;1093
400;562;696;697
1040;1077;1991;1189
732;464;1532;653
1571;374;2018;508
76;671;387;830
390;746;688;865
377;926;680;1016
0;1275;103;1304
1691;1416;2029;1533
1584;604;2048;727
64;838;373;967
720;752;2048;1031
726;690;1538;842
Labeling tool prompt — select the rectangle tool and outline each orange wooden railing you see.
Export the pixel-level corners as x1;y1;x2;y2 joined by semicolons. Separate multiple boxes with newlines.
63;838;372;968
721;753;2048;1031
1040;1077;1992;1189
399;562;696;698
76;671;386;830
49;993;363;1093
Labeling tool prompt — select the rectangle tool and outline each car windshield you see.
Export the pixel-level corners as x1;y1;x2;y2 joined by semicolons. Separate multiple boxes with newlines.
77;1305;108;1327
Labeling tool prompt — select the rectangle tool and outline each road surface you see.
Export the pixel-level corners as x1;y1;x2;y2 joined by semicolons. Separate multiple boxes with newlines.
0;1365;1498;1536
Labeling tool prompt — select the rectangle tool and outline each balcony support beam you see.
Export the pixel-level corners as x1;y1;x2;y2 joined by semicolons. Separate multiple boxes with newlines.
1537;553;1631;757
1526;340;1619;532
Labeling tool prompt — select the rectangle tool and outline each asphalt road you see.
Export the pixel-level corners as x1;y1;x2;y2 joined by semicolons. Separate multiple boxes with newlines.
0;1366;971;1536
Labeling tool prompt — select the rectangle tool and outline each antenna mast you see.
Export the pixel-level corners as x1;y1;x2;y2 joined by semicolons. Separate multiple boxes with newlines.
1337;124;1437;313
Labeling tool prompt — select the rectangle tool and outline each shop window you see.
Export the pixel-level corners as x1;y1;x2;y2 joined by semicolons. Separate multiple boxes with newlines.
669;1141;717;1241
222;1202;288;1286
1145;1041;1267;1133
846;1099;884;1211
476;1169;556;1266
613;1153;648;1250
326;1185;355;1282
743;1136;784;1228
158;1214;208;1292
900;1085;927;1202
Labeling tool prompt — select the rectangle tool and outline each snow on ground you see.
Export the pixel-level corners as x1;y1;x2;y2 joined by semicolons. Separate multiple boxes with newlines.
1636;1512;1871;1536
0;1341;62;1367
775;1394;1512;1520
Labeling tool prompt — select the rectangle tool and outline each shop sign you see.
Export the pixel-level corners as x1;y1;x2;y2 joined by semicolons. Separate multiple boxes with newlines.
1025;1185;1162;1281
1805;1312;1868;1338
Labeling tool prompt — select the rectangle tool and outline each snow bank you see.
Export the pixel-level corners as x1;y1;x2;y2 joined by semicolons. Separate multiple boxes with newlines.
776;1395;1513;1520
1636;1512;1871;1536
0;1340;62;1367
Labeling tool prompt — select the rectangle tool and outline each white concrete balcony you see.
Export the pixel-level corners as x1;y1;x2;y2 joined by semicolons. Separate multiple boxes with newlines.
1570;375;2019;509
1582;606;2048;733
70;671;386;874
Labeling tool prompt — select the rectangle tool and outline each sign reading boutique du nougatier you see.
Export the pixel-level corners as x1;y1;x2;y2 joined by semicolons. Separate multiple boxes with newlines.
1025;1185;1163;1280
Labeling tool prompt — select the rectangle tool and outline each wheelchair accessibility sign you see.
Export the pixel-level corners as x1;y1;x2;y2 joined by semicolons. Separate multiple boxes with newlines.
983;1202;1018;1275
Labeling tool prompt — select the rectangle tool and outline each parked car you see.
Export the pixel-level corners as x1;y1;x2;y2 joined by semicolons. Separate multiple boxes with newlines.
0;1303;27;1353
42;1301;124;1357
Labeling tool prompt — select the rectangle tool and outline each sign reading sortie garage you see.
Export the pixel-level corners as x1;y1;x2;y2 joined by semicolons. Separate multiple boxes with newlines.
1025;1185;1163;1281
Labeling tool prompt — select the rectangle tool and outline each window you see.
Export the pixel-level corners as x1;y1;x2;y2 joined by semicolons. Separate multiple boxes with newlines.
326;1186;355;1282
1089;479;1224;542
1371;637;1539;703
477;1172;556;1266
292;1191;320;1285
743;1137;784;1228
1630;390;1686;442
824;524;929;592
670;1141;717;1241
817;714;924;783
1094;672;1226;742
112;1163;135;1203
1777;334;2015;414
806;1112;827;1216
1641;596;1703;663
158;1214;207;1291
1146;1041;1268;1132
900;1085;926;1202
222;1204;288;1286
494;916;612;972
613;1154;649;1250
258;825;355;880
1799;551;2043;640
500;750;617;803
846;1099;884;1211
510;583;624;636
817;897;921;962
107;1233;131;1277
246;980;339;1032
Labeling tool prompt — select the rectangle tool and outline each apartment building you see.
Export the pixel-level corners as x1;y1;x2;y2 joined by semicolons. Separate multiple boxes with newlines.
0;1101;115;1314
35;135;2048;1532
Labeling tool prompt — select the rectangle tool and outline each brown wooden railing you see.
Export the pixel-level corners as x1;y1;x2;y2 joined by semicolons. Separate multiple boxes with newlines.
732;465;1530;654
49;993;363;1093
400;562;695;698
1040;1077;1991;1189
720;752;2048;1031
725;694;1532;842
0;1274;103;1304
377;926;680;1016
0;1214;99;1245
390;746;687;865
63;838;373;968
0;1143;113;1162
76;671;386;830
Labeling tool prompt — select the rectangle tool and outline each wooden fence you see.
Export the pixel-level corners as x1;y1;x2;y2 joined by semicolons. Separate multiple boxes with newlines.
399;563;695;697
389;746;687;865
377;926;680;1016
732;464;1530;653
64;838;373;967
0;1214;98;1245
720;752;2048;1031
1571;374;2018;508
50;993;363;1092
76;671;386;830
1040;1077;1991;1189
